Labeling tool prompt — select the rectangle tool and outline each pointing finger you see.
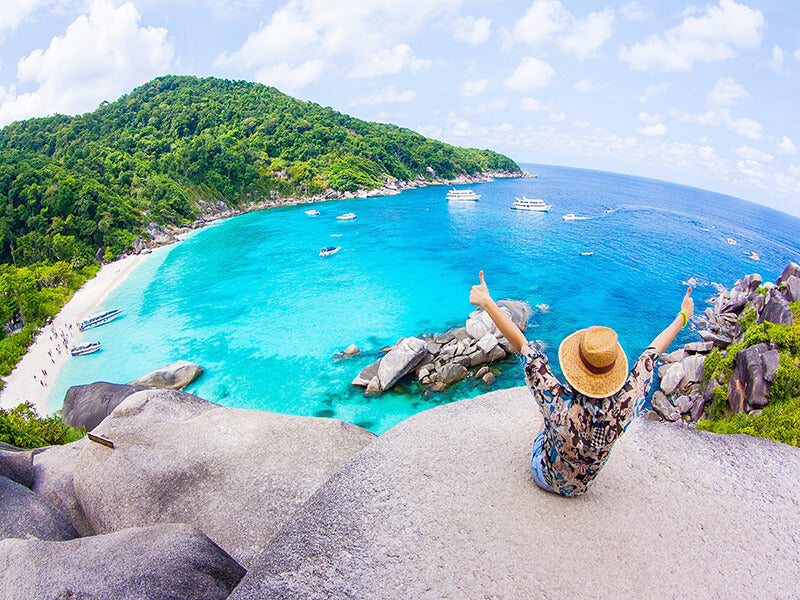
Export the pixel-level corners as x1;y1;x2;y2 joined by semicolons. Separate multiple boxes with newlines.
479;270;485;286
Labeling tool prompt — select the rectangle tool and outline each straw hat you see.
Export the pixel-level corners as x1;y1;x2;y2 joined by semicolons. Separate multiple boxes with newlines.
558;326;628;398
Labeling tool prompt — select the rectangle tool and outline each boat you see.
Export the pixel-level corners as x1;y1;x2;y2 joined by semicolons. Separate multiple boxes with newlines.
749;251;760;260
562;214;578;221
336;213;357;220
305;209;320;216
446;188;480;201
580;252;594;256
78;309;123;331
319;246;341;257
511;197;551;211
726;238;737;245
71;341;101;356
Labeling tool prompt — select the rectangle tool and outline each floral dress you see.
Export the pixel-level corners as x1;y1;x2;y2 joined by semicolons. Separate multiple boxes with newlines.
521;342;660;496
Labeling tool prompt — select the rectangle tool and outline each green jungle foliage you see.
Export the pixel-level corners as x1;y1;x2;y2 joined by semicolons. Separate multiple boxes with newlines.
0;401;84;448
698;304;800;446
0;75;520;267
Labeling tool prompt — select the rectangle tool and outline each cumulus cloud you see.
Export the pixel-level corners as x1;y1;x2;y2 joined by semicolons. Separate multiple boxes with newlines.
769;45;785;73
672;106;762;140
351;85;417;105
0;0;173;126
505;56;555;91
255;60;325;92
637;123;667;136
0;0;44;38
619;0;765;71
635;82;670;102
519;97;548;111
350;43;431;78
549;112;565;122
706;76;749;108
638;112;661;124
558;8;615;60
460;79;488;97
736;146;774;162
452;16;492;45
510;0;569;46
574;79;595;93
620;2;647;21
778;136;798;155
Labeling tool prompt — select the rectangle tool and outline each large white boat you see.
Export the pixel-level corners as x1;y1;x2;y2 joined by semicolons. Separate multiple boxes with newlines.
78;309;123;331
305;209;320;216
71;341;101;356
336;213;357;220
511;197;551;211
446;188;480;201
319;246;341;257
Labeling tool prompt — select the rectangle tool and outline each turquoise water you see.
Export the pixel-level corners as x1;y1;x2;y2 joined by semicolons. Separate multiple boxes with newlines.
49;164;800;433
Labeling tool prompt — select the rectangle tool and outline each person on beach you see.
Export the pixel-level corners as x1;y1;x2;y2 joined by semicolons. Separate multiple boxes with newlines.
469;270;694;497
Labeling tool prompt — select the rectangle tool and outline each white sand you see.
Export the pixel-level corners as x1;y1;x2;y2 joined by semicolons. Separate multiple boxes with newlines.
0;253;149;414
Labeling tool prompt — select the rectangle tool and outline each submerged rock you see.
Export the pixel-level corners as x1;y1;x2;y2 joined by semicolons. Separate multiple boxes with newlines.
129;360;204;389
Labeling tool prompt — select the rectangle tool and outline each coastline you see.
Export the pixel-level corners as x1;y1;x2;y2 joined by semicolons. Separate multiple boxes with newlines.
0;169;524;416
0;252;149;414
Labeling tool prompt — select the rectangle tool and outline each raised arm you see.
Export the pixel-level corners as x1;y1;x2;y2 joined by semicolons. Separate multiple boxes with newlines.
649;287;695;355
469;270;528;354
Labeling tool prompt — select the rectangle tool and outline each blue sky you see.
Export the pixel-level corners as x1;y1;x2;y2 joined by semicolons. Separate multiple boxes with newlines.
1;1;798;216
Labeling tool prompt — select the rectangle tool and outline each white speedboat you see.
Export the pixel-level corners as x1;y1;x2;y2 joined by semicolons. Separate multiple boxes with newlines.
580;252;594;256
446;188;480;201
336;213;357;220
305;209;320;216
511;197;551;211
319;246;341;257
71;342;101;356
78;309;123;331
562;214;578;221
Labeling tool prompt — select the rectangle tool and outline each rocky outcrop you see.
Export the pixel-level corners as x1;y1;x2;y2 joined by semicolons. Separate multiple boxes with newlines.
228;387;800;600
0;446;34;488
0;476;79;542
353;300;530;394
62;381;151;431
0;523;245;600
128;359;204;389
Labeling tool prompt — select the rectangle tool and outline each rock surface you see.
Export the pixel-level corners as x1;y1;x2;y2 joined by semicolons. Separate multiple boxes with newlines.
0;447;34;488
128;359;204;389
229;388;800;599
72;389;375;567
0;476;79;542
0;523;245;600
62;381;152;431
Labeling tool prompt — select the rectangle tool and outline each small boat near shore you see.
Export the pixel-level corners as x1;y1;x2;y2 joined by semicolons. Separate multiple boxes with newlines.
78;309;123;331
71;341;101;356
336;213;357;220
305;209;320;216
580;252;594;256
563;214;577;221
511;197;551;211
319;246;341;257
446;189;480;201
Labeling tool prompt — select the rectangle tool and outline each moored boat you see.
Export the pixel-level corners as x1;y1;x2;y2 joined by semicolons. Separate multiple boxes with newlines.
305;209;320;215
511;196;551;211
319;246;341;257
562;214;578;221
78;309;123;331
71;341;101;356
446;188;480;201
336;213;357;220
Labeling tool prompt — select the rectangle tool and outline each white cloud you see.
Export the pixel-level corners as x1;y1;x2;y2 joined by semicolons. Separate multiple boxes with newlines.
463;99;508;114
789;164;800;178
638;112;661;124
510;0;569;46
737;159;766;179
574;79;595;93
349;43;431;78
519;97;548;111
452;16;492;45
637;123;667;136
736;146;773;162
460;79;488;97
635;82;670;102
769;45;785;73
620;2;647;21
549;112;566;122
0;0;173;126
0;0;44;38
558;8;614;60
795;49;800;61
778;136;798;155
727;114;762;140
574;120;591;128
706;76;749;108
619;0;765;71
671;106;761;140
351;85;417;105
255;60;325;92
505;56;555;91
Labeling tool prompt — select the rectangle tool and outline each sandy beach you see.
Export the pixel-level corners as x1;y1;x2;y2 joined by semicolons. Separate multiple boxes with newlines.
0;252;149;414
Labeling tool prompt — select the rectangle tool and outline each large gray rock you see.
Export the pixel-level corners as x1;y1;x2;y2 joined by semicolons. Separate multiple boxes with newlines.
466;301;529;341
0;448;34;488
352;358;380;387
777;262;800;285
698;329;733;347
229;388;800;600
73;389;375;567
377;337;427;391
437;362;468;385
0;476;79;541
732;273;762;294
129;360;204;389
660;362;685;395
680;354;706;387
651;391;679;421
728;343;771;412
62;381;151;431
0;523;245;600
759;293;794;326
783;275;800;303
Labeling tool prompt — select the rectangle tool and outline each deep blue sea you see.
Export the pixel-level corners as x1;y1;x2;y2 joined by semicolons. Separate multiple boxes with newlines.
48;164;800;433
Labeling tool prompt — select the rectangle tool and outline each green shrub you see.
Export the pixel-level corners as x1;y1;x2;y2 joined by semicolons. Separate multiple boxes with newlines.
0;401;85;448
697;395;800;447
706;384;730;421
703;348;721;381
769;352;800;404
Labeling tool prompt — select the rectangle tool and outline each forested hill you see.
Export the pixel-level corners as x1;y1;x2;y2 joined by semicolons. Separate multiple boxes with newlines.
0;75;521;267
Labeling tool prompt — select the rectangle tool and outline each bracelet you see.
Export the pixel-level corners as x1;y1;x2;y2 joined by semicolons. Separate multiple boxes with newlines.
678;311;688;328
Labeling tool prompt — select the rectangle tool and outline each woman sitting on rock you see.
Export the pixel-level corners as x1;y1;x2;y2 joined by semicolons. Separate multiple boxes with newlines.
469;271;694;497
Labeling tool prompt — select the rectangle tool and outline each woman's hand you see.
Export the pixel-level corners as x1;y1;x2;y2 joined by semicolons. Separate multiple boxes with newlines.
681;287;694;319
470;270;493;308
